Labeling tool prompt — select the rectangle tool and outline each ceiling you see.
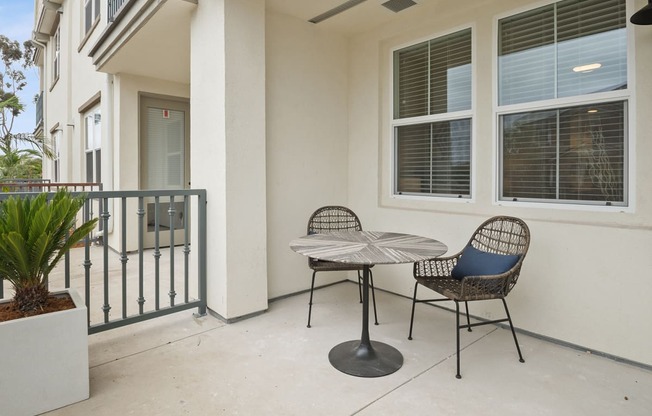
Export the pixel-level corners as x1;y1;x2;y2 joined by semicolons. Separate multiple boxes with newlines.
266;0;440;36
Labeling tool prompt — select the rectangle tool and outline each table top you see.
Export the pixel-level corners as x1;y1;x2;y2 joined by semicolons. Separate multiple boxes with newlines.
290;230;447;265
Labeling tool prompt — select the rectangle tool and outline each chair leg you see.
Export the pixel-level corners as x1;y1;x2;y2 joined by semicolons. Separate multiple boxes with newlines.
408;282;419;340
369;269;379;325
465;301;472;332
307;270;317;328
455;300;462;379
502;298;525;363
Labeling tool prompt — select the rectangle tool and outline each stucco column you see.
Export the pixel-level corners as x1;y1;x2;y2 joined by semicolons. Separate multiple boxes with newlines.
190;0;268;320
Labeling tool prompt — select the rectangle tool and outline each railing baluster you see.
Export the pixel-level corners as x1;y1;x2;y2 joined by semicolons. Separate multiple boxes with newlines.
120;197;128;319
83;200;93;327
64;248;70;288
183;196;190;304
137;197;145;314
101;198;111;323
154;196;161;310
168;196;176;307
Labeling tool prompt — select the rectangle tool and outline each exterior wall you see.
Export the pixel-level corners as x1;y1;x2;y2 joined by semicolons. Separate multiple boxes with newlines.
265;11;351;298
344;0;652;366
54;1;107;185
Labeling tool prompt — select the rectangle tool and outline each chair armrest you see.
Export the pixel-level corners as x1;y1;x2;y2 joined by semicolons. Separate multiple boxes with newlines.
413;253;461;278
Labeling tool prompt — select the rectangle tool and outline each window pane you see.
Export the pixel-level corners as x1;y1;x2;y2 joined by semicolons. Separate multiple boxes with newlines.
394;28;472;118
501;101;625;204
556;0;627;97
499;0;626;105
94;0;101;19
86;152;93;183
396;119;471;197
499;5;555;105
85;0;92;32
394;42;429;118
502;110;558;200
430;28;472;114
558;102;624;202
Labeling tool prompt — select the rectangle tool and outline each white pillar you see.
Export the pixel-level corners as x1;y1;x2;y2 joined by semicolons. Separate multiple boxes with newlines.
190;0;268;320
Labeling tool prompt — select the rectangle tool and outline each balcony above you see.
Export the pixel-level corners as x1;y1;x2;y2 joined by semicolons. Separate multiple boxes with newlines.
34;0;63;37
88;0;195;84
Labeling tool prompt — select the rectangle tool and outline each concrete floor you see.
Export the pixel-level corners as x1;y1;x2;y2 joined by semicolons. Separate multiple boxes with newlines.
43;282;651;416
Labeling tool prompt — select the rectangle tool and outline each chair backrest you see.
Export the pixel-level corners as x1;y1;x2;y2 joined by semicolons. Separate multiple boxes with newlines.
468;216;529;256
307;206;362;234
467;216;530;293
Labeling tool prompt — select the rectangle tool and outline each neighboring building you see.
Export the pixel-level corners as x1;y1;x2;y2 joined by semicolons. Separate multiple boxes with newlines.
32;0;652;369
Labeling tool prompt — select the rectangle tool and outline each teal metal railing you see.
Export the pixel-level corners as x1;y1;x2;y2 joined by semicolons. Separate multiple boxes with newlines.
0;188;207;334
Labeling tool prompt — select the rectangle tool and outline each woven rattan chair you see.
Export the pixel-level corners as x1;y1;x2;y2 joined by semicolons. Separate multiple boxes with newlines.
408;216;530;378
306;206;378;328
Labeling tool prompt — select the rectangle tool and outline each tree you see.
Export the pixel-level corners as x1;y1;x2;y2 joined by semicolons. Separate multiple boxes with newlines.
0;35;51;179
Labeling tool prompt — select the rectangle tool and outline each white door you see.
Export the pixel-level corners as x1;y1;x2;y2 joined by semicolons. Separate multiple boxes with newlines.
140;96;190;248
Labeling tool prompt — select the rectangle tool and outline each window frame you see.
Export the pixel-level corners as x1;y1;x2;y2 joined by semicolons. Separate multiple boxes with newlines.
52;25;60;85
390;25;475;202
493;0;633;211
84;105;102;184
84;0;101;35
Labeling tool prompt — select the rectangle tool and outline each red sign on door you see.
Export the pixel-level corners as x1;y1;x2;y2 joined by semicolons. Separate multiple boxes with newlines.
163;109;170;119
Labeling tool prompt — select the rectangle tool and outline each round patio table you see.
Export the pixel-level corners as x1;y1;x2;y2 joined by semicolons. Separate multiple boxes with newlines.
290;230;447;377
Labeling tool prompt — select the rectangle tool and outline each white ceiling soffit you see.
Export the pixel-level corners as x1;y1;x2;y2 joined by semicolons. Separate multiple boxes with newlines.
267;0;425;35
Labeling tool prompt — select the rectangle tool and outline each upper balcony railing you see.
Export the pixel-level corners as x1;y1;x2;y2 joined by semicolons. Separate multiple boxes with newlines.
108;0;132;23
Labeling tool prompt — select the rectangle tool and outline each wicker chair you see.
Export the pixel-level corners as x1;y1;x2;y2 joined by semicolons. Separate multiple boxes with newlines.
306;206;378;328
407;216;530;378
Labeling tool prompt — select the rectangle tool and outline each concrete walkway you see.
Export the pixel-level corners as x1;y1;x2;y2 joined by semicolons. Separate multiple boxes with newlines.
44;282;652;415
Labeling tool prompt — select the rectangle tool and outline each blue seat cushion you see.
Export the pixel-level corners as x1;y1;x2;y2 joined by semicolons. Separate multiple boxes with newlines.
451;245;520;280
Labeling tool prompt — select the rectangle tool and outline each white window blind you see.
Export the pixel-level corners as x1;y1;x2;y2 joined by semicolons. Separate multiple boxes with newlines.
498;0;626;105
498;0;628;207
393;28;472;198
396;119;471;196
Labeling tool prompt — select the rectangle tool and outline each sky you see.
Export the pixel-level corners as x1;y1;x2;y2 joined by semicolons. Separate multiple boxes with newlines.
0;0;40;136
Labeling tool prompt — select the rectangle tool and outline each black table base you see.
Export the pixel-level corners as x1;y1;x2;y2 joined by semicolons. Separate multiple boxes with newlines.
328;340;403;377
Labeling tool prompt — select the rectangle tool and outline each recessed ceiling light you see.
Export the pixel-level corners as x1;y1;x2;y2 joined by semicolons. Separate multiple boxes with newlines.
573;63;602;73
587;109;598;113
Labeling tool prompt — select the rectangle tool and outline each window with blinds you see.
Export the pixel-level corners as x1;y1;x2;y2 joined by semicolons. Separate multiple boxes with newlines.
393;28;472;198
497;0;628;207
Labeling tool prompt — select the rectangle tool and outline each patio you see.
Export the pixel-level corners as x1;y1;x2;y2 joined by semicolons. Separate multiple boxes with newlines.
43;281;651;415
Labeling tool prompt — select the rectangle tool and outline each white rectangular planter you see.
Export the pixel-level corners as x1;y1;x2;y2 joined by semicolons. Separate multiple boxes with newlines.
0;289;89;416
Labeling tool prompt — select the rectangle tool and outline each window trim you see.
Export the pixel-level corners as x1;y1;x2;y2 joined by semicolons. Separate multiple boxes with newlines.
389;24;476;203
492;0;635;213
83;104;102;184
52;25;60;87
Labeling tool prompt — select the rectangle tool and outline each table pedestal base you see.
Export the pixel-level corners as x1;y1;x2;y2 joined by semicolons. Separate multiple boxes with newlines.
328;340;403;377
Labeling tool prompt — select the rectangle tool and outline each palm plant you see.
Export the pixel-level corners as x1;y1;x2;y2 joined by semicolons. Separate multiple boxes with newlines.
0;190;98;314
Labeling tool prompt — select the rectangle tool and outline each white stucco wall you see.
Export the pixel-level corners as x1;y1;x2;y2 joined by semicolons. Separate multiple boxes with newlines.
265;11;351;298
